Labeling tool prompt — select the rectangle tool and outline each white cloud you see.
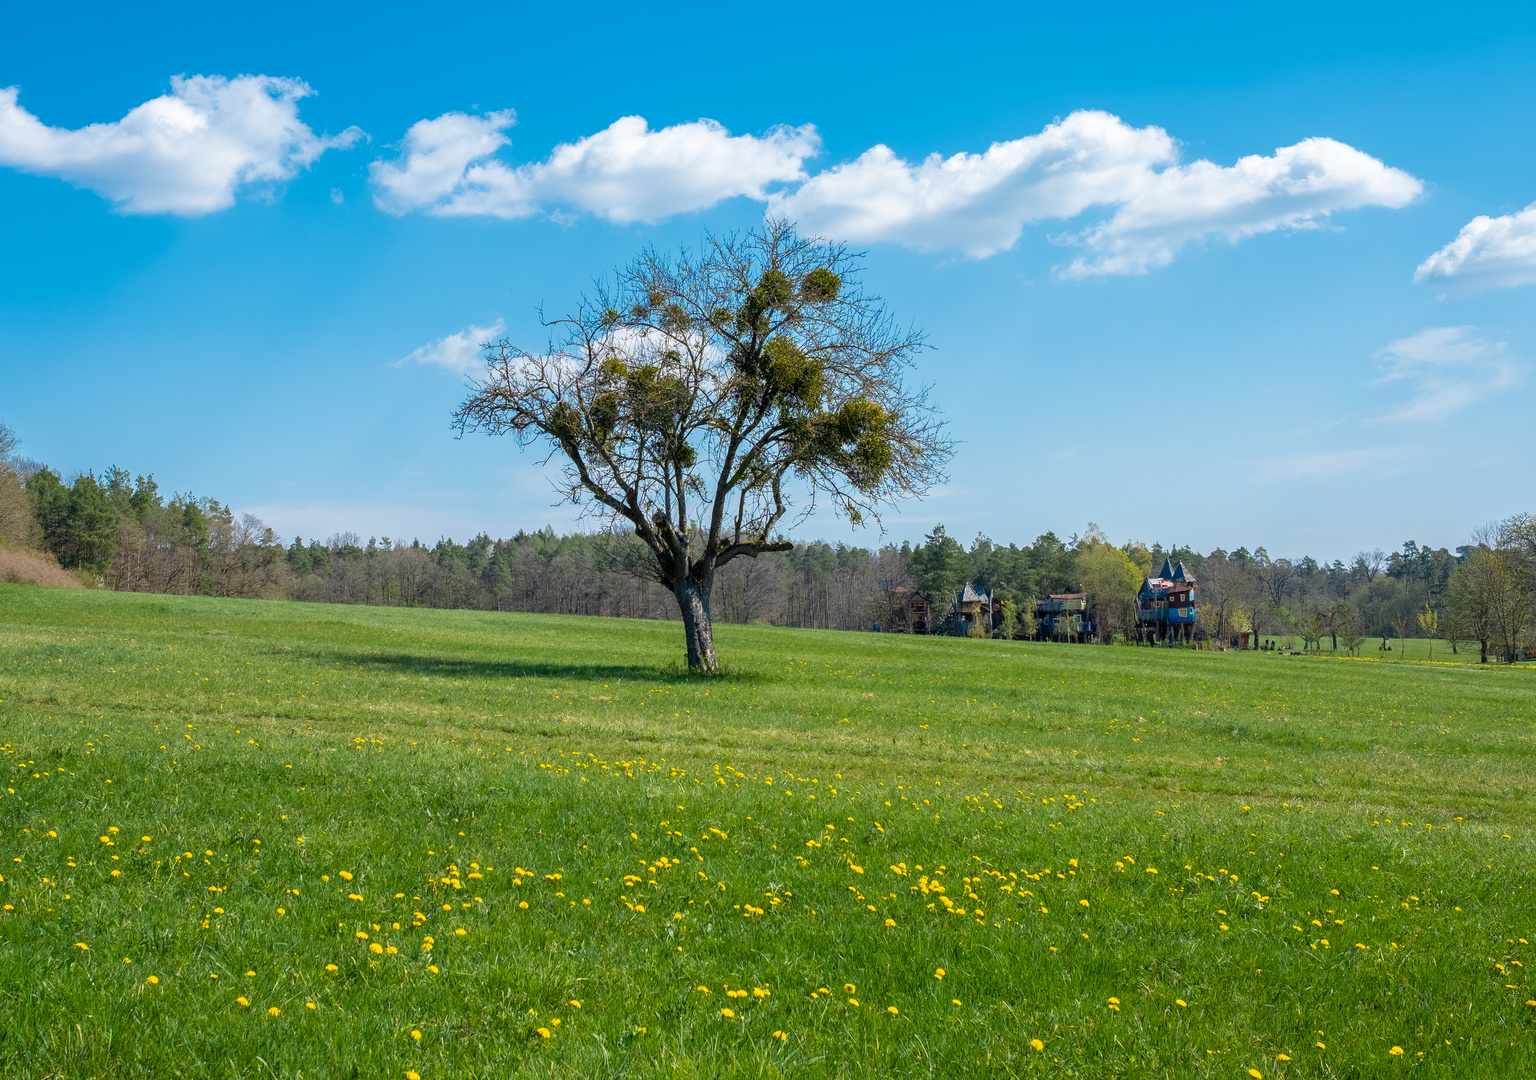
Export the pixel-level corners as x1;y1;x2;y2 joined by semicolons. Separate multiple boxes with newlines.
1063;137;1423;277
371;112;819;223
0;75;363;214
772;111;1421;271
770;110;1178;257
395;319;506;375
1372;326;1519;421
1414;202;1536;290
371;106;1420;275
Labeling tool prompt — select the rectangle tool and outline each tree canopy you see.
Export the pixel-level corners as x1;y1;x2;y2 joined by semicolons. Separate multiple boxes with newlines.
455;222;951;671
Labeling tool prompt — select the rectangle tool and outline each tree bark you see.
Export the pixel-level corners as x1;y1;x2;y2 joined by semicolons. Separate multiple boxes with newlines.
675;577;718;674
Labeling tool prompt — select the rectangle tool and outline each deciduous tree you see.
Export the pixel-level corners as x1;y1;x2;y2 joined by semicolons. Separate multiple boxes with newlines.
454;223;950;672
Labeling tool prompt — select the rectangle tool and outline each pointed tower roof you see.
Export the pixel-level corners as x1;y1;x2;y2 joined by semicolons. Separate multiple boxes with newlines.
1171;561;1192;582
1158;558;1175;581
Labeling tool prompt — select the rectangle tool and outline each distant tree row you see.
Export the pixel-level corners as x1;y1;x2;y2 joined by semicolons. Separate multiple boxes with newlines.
2;422;1531;658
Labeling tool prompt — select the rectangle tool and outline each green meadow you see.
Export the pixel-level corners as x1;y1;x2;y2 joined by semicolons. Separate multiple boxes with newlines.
1;585;1533;1079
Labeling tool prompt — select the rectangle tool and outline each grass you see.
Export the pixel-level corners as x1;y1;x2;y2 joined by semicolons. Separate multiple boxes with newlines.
1;584;1533;1079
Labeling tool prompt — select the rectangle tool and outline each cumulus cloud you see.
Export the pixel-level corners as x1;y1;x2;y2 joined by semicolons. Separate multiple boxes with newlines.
1414;202;1536;290
769;110;1177;257
394;319;506;375
371;112;819;223
0;75;363;214
771;111;1421;271
1372;326;1519;422
1063;137;1423;277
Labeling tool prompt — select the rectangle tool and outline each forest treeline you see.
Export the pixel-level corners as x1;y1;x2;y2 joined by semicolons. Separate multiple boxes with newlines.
2;424;1533;661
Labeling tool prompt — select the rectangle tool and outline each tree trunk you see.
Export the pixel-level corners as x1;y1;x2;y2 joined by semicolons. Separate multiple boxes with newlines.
675;577;718;674
1479;638;1488;664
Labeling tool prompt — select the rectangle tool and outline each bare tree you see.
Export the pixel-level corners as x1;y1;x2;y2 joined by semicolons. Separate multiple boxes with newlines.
1353;549;1386;583
455;223;951;672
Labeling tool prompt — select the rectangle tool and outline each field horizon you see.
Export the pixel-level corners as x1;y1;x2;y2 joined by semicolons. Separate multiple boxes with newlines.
2;584;1533;1077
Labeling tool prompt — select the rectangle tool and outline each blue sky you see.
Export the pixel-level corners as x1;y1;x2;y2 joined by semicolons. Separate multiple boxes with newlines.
3;2;1534;559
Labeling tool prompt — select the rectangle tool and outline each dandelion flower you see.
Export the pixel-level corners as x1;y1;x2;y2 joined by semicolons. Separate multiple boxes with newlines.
411;1030;422;1041
75;943;89;951
237;996;250;1007
268;1007;281;1017
1389;1047;1404;1056
406;1073;421;1080
1079;899;1089;907
146;975;159;985
720;1008;734;1018
934;968;944;980
951;998;962;1005
887;1006;898;1015
848;999;858;1007
844;983;856;994
454;928;466;936
246;971;255;977
884;918;895;927
772;1029;787;1040
569;1000;581;1008
325;964;338;972
1248;1071;1263;1079
1175;999;1187;1007
306;1002;316;1010
1030;1039;1044;1051
1316;1041;1326;1049
1276;1053;1291;1061
427;965;439;974
536;1027;551;1038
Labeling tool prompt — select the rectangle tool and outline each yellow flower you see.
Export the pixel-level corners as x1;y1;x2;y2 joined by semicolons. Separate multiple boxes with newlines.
406;1072;421;1080
1030;1039;1044;1051
519;901;529;909
325;964;338;972
884;918;895;927
720;1008;735;1018
268;1007;281;1016
844;983;856;994
145;975;159;985
887;1006;898;1015
1248;1071;1263;1079
536;1027;551;1038
1316;1041;1326;1049
237;996;250;1007
1389;1046;1404;1056
369;943;384;954
1079;899;1090;907
934;968;944;980
427;965;439;974
569;1000;581;1008
306;1002;316;1010
1276;1053;1291;1061
951;998;962;1005
848;999;859;1007
772;1029;787;1040
454;928;466;936
411;1030;422;1041
75;943;89;951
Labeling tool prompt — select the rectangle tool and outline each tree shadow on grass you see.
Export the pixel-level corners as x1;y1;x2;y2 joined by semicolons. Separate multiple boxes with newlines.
320;649;793;686
322;649;670;684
